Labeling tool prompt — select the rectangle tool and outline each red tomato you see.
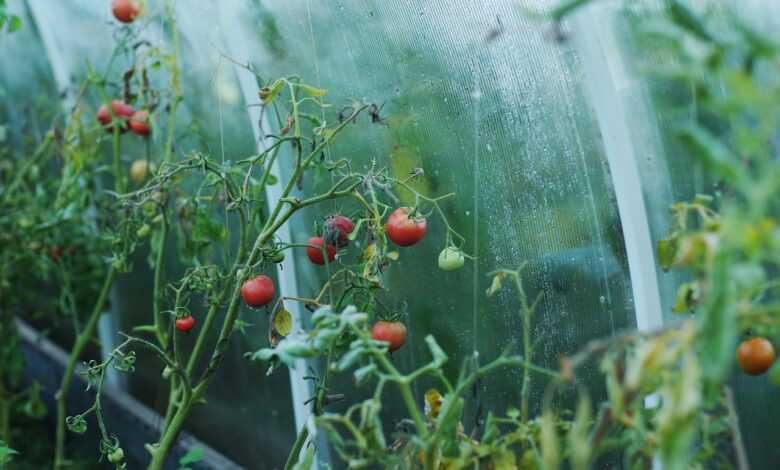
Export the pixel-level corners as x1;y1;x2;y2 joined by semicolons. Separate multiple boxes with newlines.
325;215;354;247
371;321;407;353
241;275;275;307
112;0;140;23
736;337;775;375
129;110;151;136
175;315;196;332
385;207;427;247
306;236;336;265
97;100;134;133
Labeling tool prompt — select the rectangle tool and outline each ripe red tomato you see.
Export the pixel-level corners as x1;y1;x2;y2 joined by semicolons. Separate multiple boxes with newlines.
385;207;427;247
241;275;275;307
129;110;151;136
306;236;336;265
97;100;134;133
112;0;140;23
325;215;354;247
737;337;776;375
371;321;407;352
175;315;196;332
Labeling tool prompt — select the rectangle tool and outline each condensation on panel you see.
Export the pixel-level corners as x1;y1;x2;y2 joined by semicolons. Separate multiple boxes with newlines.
227;0;637;446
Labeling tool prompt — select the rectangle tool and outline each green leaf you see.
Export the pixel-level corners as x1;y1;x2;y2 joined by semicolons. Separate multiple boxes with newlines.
7;14;20;32
547;0;592;21
300;84;327;97
676;123;741;183
260;79;285;105
0;441;18;464
424;335;448;364
667;0;712;43
697;252;737;382
178;447;204;467
657;236;678;272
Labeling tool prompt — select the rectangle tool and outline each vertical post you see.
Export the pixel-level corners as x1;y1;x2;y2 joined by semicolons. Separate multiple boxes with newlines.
24;0;125;388
571;5;664;333
572;7;664;470
217;5;319;468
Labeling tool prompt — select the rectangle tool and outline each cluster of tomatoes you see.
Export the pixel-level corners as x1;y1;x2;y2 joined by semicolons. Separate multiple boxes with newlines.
96;3;151;138
96;100;151;137
736;336;776;376
233;208;430;351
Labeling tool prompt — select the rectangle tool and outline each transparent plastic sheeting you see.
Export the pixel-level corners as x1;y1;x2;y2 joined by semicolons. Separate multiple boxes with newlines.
6;1;776;469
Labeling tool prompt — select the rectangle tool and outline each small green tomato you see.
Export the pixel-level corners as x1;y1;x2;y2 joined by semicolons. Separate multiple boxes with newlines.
438;247;465;271
271;251;285;263
108;447;125;464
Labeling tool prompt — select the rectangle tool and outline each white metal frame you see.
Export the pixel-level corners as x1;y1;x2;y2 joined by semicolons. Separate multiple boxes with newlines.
572;6;665;333
217;8;319;468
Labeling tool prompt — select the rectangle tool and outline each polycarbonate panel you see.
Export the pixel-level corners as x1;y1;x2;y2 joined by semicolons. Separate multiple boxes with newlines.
16;0;296;467
597;1;780;468
218;3;636;467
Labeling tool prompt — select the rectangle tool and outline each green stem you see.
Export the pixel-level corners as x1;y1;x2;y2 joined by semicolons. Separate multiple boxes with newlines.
2;134;54;203
112;128;126;194
282;425;310;470
54;266;118;470
147;399;192;470
152;212;169;347
0;394;10;446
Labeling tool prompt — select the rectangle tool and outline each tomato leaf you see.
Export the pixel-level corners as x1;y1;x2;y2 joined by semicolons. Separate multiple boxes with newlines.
697;252;737;383
178;447;204;468
261;79;285;105
424;389;444;421
300;84;327;97
269;303;293;347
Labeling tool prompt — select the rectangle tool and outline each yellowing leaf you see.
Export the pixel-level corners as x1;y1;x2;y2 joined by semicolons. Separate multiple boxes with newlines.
386;251;400;261
300;84;327;97
361;243;377;261
486;273;506;297
424;388;444;421
269;304;292;347
390;145;431;206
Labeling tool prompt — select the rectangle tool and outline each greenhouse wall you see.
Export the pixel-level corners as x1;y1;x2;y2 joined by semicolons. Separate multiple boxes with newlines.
2;0;779;469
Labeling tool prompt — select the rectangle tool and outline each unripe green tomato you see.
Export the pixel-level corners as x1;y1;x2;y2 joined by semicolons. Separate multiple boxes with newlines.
108;447;124;464
136;223;151;238
271;251;285;263
162;366;173;379
438;247;464;271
